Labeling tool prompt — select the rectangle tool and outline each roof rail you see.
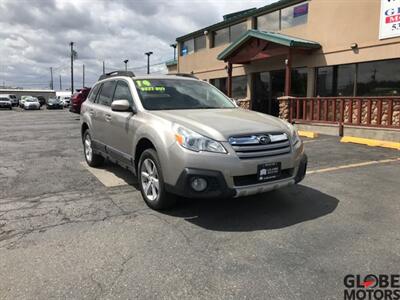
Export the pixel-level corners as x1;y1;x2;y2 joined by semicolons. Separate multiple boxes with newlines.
98;71;135;81
169;73;198;79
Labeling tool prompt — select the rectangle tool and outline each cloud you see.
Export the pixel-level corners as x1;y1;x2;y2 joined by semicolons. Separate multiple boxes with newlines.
0;0;272;89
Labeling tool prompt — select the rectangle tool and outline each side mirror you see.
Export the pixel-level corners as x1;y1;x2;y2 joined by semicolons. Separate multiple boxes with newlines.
111;99;132;112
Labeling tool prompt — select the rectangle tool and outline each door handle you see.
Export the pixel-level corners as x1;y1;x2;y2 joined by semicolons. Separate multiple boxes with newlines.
105;114;112;122
89;109;95;116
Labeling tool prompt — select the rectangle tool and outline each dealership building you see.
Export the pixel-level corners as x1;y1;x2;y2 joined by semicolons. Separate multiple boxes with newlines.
167;0;400;139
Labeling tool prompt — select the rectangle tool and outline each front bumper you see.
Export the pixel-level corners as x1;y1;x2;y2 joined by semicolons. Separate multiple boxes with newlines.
163;141;307;198
0;102;12;108
24;105;40;110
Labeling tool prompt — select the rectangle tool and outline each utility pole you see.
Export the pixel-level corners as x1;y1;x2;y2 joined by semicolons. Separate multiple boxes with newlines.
83;64;85;88
70;41;74;93
50;67;54;90
59;75;62;90
102;61;105;74
145;52;153;74
124;59;129;71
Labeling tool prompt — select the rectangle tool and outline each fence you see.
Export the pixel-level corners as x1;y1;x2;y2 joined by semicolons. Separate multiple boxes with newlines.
280;97;400;129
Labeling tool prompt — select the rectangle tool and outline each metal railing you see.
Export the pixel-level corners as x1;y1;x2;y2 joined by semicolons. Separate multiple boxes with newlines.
287;97;400;129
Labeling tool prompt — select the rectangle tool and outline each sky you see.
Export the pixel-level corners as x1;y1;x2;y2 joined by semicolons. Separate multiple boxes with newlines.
0;0;275;90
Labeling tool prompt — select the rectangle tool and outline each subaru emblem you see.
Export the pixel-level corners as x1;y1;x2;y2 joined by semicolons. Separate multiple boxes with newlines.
258;135;271;145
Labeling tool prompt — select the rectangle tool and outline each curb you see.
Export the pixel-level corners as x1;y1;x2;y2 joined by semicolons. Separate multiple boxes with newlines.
298;130;318;138
340;136;400;150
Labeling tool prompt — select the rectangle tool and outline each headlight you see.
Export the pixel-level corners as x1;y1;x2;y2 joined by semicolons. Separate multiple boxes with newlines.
285;122;301;146
173;125;227;153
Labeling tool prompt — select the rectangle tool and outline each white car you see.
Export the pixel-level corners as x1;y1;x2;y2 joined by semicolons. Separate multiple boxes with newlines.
0;96;12;110
23;97;41;110
0;94;18;106
58;96;71;107
19;95;33;108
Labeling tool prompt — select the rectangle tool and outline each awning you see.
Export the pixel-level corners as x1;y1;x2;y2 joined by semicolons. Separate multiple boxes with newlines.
217;29;321;63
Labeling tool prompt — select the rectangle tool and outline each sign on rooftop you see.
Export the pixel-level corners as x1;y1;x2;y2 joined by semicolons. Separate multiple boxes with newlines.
379;0;400;39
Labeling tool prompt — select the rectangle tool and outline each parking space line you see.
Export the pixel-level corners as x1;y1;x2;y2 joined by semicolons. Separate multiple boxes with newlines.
80;162;135;187
307;157;400;175
303;138;332;144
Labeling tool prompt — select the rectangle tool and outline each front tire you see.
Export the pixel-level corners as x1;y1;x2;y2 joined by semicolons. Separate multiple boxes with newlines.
138;149;176;210
83;130;104;167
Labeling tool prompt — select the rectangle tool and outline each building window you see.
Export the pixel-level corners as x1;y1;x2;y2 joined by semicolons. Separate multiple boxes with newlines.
232;76;247;99
316;64;355;97
213;22;248;47
230;22;247;42
357;59;400;96
181;39;194;56
213;27;230;47
194;35;206;52
256;2;308;32
257;10;280;32
337;64;356;96
291;67;307;97
210;77;227;95
281;2;308;29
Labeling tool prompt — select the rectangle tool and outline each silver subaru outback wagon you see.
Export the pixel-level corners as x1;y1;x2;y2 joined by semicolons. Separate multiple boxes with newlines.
81;71;307;210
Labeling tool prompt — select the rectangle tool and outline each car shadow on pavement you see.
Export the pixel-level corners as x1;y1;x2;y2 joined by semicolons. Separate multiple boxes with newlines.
165;185;339;232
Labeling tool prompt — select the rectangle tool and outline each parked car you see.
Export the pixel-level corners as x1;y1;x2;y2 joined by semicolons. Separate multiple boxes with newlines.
23;97;41;110
81;71;307;210
0;94;18;106
46;98;63;109
37;96;46;107
59;96;71;107
0;96;12;110
19;95;32;108
70;87;91;114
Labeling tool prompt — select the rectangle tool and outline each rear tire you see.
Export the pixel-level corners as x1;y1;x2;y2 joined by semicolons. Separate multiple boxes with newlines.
83;130;104;167
138;149;176;210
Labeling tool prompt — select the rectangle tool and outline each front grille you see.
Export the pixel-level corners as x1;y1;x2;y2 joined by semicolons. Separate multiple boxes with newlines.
229;132;291;159
234;168;294;186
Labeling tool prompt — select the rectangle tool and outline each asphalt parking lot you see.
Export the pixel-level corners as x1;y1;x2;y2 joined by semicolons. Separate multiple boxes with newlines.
0;109;399;299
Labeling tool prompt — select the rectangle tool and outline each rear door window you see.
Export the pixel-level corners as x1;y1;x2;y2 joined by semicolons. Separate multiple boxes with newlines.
97;81;116;106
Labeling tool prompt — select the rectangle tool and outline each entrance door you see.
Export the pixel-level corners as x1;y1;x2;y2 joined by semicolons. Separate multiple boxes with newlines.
252;70;285;116
270;70;285;117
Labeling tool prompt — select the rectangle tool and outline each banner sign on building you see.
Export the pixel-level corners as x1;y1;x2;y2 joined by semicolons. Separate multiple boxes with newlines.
379;0;400;39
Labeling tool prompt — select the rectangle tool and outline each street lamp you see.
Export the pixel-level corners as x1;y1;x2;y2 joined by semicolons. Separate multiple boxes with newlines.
123;59;129;71
170;43;177;61
145;52;153;74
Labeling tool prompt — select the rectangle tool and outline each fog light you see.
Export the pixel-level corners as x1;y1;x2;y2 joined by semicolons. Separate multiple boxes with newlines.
190;177;208;192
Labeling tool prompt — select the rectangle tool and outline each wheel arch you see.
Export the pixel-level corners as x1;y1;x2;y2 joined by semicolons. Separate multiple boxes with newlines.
134;138;156;171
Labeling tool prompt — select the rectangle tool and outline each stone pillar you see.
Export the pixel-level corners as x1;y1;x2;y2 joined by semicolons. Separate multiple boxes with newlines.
278;96;295;121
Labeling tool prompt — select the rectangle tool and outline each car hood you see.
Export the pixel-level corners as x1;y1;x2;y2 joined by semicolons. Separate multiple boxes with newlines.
149;108;289;141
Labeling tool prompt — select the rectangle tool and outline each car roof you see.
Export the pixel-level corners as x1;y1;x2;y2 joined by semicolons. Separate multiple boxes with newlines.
96;74;200;86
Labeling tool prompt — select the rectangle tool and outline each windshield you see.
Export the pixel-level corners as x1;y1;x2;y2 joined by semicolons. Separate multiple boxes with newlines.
26;98;37;102
48;98;58;103
134;79;236;110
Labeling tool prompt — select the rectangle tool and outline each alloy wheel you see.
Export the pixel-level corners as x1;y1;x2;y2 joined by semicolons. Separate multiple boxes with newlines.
140;158;160;201
84;134;93;162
